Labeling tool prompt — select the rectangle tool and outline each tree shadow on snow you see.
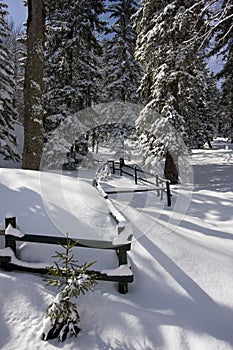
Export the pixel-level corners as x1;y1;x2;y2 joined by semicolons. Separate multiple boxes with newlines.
177;215;233;240
192;163;233;192
0;183;59;235
129;233;233;348
186;192;233;231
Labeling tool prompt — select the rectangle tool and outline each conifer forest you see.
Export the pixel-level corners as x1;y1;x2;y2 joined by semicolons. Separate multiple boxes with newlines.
0;0;232;178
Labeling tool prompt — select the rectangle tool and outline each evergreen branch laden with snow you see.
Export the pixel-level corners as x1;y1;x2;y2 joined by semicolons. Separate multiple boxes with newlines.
41;234;97;342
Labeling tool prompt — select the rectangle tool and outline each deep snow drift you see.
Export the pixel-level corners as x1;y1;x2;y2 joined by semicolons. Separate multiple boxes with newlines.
0;140;233;350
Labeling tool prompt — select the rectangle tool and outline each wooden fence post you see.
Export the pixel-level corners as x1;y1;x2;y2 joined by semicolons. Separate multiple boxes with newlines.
108;160;115;174
119;158;124;176
166;181;171;207
5;216;16;229
155;175;160;196
0;224;4;236
118;246;128;294
5;216;17;254
134;166;138;185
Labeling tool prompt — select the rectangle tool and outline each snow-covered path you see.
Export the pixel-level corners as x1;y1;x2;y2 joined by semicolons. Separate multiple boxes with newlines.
99;144;233;349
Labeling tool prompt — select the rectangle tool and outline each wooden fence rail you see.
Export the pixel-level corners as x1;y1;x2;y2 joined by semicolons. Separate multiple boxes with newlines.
0;217;133;294
107;159;171;207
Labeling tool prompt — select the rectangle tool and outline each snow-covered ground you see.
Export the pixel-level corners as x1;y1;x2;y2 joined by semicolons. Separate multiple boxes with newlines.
0;140;233;350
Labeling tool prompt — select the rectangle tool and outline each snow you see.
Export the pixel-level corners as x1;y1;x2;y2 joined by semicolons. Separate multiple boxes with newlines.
112;223;133;245
101;264;133;277
0;247;48;269
105;197;127;225
95;178;132;244
0;168;116;241
5;224;24;238
0;247;12;257
5;212;14;219
0;140;233;349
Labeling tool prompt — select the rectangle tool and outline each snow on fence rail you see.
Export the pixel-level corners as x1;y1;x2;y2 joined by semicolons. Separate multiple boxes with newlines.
0;216;133;294
107;158;172;207
94;163;134;246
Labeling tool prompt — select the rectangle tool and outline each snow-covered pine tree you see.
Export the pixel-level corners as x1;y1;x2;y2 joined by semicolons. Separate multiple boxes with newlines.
210;0;233;142
44;0;105;138
89;101;141;158
41;111;89;169
205;72;220;144
133;1;212;183
7;23;26;124
0;1;20;162
42;234;96;342
102;0;142;103
218;71;233;141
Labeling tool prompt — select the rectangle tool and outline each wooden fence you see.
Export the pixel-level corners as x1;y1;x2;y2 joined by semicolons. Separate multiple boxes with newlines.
0;216;133;294
107;159;171;207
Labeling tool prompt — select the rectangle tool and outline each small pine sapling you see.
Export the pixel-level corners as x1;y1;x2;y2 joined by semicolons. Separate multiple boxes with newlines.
41;234;97;342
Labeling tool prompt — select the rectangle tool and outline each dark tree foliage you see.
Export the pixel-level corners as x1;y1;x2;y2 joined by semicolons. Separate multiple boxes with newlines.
133;0;213;183
44;0;105;137
102;0;142;103
0;2;20;162
210;0;233;141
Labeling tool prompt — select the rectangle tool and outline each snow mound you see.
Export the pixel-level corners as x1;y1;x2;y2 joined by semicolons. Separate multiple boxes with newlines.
0;168;116;241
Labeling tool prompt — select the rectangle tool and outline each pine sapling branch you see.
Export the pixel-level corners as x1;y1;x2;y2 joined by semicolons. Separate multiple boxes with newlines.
41;233;97;342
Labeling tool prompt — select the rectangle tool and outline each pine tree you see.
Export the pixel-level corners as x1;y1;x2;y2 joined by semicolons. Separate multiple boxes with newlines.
211;0;233;142
88;101;141;157
205;72;220;144
102;0;142;103
218;71;233;142
44;0;105;138
190;0;232;142
0;2;20;162
42;234;97;342
7;23;26;124
41;112;90;169
133;1;211;183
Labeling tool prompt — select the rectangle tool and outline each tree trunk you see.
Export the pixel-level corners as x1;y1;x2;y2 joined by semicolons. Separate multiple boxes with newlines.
22;0;45;170
231;118;233;143
164;151;179;184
